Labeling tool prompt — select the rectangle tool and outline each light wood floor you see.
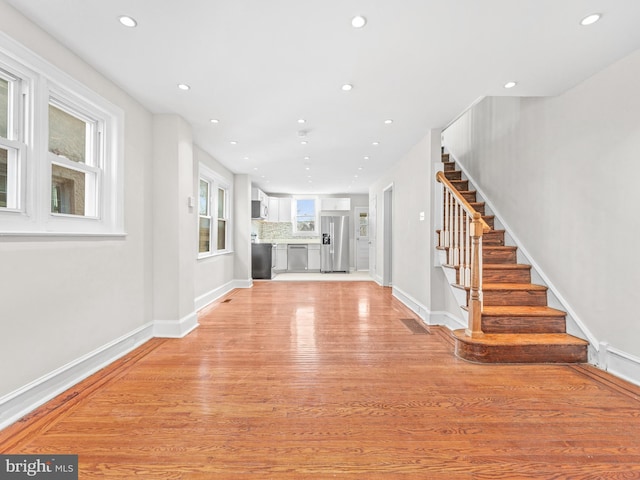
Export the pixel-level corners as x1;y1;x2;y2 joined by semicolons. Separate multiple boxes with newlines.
2;281;640;478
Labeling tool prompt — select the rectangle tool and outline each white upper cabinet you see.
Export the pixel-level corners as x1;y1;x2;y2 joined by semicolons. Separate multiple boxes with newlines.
251;187;268;204
267;197;279;222
265;197;292;222
278;198;292;222
320;197;351;211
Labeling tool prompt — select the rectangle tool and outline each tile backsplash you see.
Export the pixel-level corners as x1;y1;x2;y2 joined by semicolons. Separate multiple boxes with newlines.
252;220;318;241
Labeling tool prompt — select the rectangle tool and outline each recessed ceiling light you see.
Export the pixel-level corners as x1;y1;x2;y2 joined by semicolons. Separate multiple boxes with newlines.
305;167;310;171
210;119;219;124
351;15;367;28
580;13;601;26
230;141;238;145
384;119;393;124
118;15;137;28
341;84;353;91
298;118;306;124
354;175;359;178
363;156;369;160
372;141;380;146
253;167;258;171
177;83;190;91
300;140;308;145
504;81;517;89
358;167;363;170
304;156;310;160
243;157;249;160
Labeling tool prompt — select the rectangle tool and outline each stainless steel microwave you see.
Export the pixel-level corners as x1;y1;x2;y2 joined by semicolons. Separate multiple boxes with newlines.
251;200;268;219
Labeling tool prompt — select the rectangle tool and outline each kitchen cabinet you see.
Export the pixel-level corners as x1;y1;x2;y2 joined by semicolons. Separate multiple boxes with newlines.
321;197;351;211
266;197;292;222
275;244;288;271
308;244;321;271
278;198;292;222
251;187;268;204
267;197;279;222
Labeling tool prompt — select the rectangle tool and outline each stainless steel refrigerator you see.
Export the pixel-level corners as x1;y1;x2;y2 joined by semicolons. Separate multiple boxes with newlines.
320;215;349;273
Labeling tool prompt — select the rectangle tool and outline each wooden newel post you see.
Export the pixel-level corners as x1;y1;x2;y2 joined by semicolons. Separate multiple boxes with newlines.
466;212;484;338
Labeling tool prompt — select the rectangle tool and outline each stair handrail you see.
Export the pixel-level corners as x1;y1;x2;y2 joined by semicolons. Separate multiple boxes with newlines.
436;171;490;232
436;170;487;337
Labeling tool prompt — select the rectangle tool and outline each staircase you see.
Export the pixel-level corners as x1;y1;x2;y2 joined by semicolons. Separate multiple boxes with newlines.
438;153;588;364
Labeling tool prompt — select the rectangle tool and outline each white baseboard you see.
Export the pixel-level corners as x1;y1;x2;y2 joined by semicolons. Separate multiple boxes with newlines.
0;279;254;431
153;312;199;338
194;278;252;311
597;343;640;387
392;286;465;331
0;322;154;431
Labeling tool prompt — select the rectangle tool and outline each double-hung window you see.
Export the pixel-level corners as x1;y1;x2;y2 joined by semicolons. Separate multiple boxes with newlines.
48;99;101;217
0;34;123;236
0;68;26;212
198;164;232;257
292;196;319;235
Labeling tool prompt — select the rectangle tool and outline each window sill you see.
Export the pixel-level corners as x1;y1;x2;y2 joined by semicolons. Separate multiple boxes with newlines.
198;249;234;260
0;231;127;240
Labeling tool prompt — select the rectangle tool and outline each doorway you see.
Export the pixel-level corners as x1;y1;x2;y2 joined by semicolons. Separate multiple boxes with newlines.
354;206;369;271
382;184;393;287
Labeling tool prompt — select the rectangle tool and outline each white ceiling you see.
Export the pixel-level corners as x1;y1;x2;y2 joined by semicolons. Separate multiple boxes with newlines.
6;0;640;194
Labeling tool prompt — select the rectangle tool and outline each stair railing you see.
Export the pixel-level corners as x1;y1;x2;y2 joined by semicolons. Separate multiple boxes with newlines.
436;171;489;337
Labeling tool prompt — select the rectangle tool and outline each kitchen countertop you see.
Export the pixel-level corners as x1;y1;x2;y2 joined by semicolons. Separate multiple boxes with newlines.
258;239;320;245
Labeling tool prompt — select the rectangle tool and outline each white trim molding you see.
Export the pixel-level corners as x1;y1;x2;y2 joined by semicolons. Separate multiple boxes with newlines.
0;322;154;431
194;279;252;311
597;342;640;388
392;286;466;331
153;312;198;338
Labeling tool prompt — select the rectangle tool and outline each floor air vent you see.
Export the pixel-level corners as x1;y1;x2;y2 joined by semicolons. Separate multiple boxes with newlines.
400;318;431;334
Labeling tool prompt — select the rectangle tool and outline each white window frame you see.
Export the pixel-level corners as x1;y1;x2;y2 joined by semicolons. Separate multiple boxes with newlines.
198;164;233;258
0;65;28;214
292;195;319;236
0;34;124;236
215;184;230;252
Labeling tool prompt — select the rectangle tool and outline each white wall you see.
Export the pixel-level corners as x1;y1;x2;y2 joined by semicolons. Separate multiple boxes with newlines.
193;146;240;303
369;130;452;319
0;3;153;399
443;48;640;370
0;3;250;427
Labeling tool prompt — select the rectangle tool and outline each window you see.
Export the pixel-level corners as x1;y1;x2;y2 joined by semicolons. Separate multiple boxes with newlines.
198;164;232;257
217;186;228;250
0;35;123;235
0;70;24;212
48;101;100;217
292;196;318;235
198;179;211;253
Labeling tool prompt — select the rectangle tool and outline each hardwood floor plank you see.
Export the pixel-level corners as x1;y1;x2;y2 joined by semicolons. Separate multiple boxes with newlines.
2;281;640;478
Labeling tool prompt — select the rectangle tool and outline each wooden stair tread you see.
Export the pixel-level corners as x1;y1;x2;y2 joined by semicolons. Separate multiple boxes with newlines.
483;283;547;291
481;305;566;317
453;282;547;292
452;330;588;346
483;263;530;270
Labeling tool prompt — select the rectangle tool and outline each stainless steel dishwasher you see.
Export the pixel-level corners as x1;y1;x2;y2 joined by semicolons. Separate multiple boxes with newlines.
287;244;308;272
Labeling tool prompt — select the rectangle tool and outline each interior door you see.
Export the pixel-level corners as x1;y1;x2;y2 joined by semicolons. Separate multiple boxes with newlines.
369;196;377;278
355;207;369;271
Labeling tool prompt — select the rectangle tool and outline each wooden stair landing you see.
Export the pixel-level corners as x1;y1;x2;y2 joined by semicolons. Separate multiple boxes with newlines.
453;330;588;364
441;152;588;364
